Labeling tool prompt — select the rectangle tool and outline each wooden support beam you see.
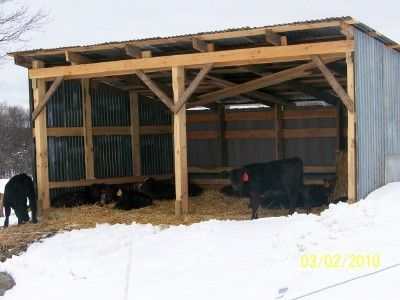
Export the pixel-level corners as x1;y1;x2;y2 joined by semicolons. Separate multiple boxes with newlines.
311;54;354;112
172;66;189;216
265;29;283;46
190;57;341;107
0;193;4;218
130;92;141;176
141;50;152;58
32;76;64;120
82;78;94;179
218;104;228;166
192;37;210;52
340;22;354;39
65;50;93;65
32;60;50;212
275;105;284;159
346;52;356;203
28;40;353;80
174;63;213;113
135;69;175;111
125;44;143;58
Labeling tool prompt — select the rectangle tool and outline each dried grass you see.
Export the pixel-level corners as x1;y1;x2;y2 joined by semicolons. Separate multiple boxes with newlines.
329;150;348;201
0;189;326;262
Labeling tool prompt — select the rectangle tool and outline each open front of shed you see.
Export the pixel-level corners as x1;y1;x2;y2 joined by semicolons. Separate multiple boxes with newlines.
9;16;400;219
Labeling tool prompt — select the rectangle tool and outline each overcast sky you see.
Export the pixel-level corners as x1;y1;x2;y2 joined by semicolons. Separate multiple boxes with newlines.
1;0;399;107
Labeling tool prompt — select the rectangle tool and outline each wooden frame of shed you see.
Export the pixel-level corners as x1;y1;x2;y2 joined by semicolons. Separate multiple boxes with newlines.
10;17;400;216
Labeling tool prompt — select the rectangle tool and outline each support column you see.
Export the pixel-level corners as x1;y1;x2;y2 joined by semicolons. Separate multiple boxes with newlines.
347;52;356;203
130;91;141;176
32;60;50;212
275;104;284;160
82;78;94;179
172;66;188;216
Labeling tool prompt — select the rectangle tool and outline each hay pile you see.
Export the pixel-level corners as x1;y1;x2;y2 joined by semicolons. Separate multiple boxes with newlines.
329;150;348;201
0;190;325;262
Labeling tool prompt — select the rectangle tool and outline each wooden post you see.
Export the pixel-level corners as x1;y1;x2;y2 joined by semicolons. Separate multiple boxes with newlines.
275;104;284;160
82;78;94;179
32;60;50;212
346;51;356;203
218;104;227;166
172;66;189;216
130;91;141;176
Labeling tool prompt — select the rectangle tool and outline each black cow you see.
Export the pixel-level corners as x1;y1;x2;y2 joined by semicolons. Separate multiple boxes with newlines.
139;177;204;200
226;157;310;219
3;173;37;227
114;189;153;210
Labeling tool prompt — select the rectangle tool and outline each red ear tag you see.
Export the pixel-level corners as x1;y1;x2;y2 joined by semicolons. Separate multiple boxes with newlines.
242;171;250;182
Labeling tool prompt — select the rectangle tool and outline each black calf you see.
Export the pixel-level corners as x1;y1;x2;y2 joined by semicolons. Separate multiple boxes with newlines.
114;189;153;210
140;177;204;200
3;173;37;227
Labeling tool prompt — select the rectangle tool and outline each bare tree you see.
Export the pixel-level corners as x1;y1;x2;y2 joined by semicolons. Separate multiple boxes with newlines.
0;102;32;177
0;0;47;60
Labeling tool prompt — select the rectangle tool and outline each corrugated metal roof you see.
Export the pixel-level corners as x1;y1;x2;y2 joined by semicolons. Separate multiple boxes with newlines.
12;16;355;56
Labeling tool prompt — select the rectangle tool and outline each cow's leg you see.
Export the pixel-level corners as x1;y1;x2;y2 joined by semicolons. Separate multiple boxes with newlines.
285;187;297;215
250;191;261;219
300;185;311;214
4;201;11;228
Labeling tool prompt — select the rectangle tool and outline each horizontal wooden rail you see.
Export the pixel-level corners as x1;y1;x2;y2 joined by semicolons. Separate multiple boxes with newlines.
41;127;341;139
191;178;326;186
49;174;173;189
188;166;336;174
187;108;337;123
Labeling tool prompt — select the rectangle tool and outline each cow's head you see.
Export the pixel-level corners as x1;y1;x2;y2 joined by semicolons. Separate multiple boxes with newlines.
226;168;250;192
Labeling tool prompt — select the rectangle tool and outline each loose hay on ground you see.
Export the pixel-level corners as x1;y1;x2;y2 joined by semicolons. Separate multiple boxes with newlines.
0;189;326;262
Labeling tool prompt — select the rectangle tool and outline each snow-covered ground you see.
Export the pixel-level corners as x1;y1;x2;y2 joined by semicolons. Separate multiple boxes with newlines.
1;183;400;299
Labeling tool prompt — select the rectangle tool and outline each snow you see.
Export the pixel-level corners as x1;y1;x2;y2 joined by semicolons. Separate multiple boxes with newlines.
0;178;8;194
1;182;400;299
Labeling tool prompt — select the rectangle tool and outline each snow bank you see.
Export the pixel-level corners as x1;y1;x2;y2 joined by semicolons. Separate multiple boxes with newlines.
1;183;400;299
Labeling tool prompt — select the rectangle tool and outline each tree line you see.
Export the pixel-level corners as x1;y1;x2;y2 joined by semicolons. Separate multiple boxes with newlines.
0;102;32;177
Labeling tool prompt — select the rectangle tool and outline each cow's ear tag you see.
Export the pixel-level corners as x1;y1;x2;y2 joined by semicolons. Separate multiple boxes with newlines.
242;171;250;182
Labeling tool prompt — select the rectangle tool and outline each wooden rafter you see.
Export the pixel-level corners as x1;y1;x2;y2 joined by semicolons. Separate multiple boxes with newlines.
65;50;92;65
340;22;354;39
265;29;285;46
125;44;143;58
135;69;175;111
174;64;213;113
311;54;354;112
29;40;353;80
190;57;341;107
32;76;64;120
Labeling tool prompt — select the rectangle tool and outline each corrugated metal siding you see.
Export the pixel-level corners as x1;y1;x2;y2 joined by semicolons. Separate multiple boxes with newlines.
47;80;83;127
140;134;173;175
355;29;400;199
139;101;172;125
93;135;133;178
187;108;336;168
383;48;400;183
91;88;130;126
48;136;85;182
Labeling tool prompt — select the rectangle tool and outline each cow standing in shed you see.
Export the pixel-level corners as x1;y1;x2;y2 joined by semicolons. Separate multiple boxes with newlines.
3;173;37;227
226;157;310;219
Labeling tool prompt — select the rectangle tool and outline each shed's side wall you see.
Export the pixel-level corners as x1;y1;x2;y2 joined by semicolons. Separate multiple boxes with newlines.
355;30;400;199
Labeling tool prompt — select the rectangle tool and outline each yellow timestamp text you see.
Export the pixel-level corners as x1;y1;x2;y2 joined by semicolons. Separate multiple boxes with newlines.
300;253;381;269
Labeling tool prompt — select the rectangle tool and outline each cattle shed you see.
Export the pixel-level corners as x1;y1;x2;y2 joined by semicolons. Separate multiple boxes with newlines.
9;16;400;215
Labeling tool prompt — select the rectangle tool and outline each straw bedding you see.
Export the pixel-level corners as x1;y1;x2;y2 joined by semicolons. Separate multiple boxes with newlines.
0;189;326;262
